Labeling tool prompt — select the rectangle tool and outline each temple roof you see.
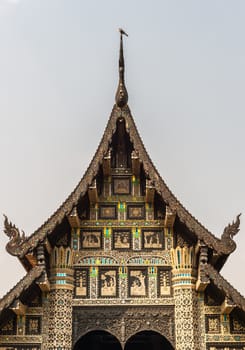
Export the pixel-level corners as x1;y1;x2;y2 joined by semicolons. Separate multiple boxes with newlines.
3;31;241;260
204;264;245;312
0;265;44;314
3;103;240;259
0;30;244;324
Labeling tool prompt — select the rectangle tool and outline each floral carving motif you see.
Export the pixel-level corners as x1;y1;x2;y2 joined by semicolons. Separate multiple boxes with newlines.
72;306;175;347
46;289;73;350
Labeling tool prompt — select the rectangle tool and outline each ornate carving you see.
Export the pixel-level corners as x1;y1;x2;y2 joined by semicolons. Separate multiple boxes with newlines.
0;347;40;350
0;317;17;335
3;215;26;255
0;335;42;344
73;250;171;266
207;345;245;350
196;293;206;350
176;232;195;248
174;288;199;350
230;316;245;334
25;316;41;335
72;297;175;306
196;243;210;291
205;315;221;333
158;268;171;297
72;306;175;346
6;102;242;260
47;289;73;350
41;294;49;350
221;214;241;250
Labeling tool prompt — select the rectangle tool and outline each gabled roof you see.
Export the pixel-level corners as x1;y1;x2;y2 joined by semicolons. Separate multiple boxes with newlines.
3;103;240;258
0;265;44;314
204;263;245;314
3;32;240;259
1;31;244;324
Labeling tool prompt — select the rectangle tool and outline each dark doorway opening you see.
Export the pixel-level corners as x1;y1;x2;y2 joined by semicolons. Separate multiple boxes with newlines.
124;330;174;350
73;330;122;350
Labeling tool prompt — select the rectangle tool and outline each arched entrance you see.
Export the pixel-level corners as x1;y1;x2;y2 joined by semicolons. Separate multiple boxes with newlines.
125;330;174;350
73;330;122;350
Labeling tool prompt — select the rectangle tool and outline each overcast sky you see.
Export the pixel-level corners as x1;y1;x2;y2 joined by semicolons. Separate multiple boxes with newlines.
0;0;245;297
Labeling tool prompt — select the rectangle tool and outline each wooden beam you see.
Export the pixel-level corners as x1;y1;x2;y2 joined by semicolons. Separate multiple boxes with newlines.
196;278;210;292
102;150;111;176
131;150;140;177
25;253;37;268
88;179;98;204
36;272;50;292
164;206;176;228
145;179;155;203
68;206;80;228
10;300;27;315
44;238;52;254
221;297;236;314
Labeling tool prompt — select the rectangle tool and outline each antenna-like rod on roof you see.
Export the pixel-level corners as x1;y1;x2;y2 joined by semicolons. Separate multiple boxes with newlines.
115;28;128;108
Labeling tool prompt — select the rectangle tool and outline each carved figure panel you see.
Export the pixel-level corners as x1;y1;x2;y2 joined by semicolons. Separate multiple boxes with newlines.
25;316;41;335
99;268;118;297
142;230;164;249
0;317;17;335
113;230;131;250
158;268;171;297
113;177;131;195
80;230;102;249
230;316;245;334
205;315;221;333
99;205;117;219
74;269;89;298
129;268;147;297
127;205;145;219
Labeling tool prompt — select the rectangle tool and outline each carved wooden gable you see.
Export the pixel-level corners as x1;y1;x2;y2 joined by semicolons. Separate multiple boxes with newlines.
64;117;175;303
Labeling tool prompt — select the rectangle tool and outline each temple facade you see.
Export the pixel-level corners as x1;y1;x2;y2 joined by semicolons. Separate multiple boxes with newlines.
0;32;245;350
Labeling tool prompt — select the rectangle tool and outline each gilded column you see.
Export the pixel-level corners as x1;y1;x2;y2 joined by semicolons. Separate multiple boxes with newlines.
171;247;199;350
47;247;74;350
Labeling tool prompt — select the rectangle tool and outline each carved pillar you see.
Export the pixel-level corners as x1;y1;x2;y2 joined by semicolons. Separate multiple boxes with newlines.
90;266;98;299
171;247;199;350
119;266;127;300
45;247;74;350
164;206;175;250
148;267;157;299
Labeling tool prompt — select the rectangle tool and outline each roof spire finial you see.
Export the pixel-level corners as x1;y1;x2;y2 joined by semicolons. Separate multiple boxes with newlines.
115;28;128;108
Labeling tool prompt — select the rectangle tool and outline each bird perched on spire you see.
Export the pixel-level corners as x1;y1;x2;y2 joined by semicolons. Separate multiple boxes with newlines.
119;28;128;37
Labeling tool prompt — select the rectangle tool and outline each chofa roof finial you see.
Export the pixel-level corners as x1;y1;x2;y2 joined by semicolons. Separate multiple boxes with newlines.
115;28;128;108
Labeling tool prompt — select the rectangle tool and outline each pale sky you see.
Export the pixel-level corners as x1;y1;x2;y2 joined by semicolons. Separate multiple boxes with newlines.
0;0;245;297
